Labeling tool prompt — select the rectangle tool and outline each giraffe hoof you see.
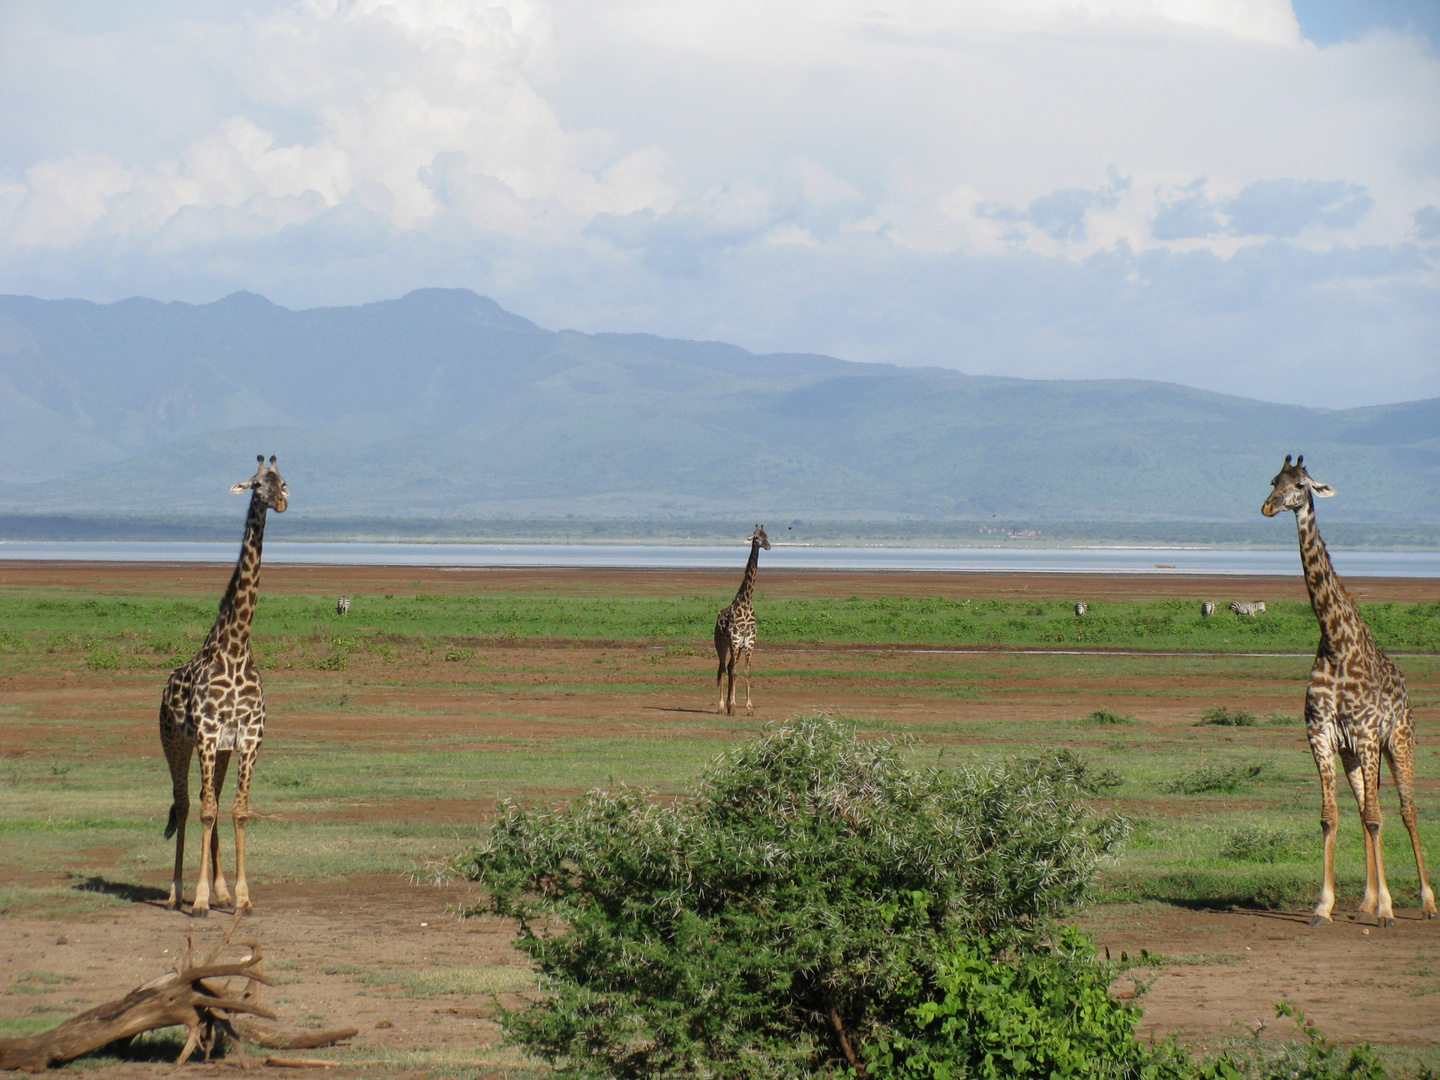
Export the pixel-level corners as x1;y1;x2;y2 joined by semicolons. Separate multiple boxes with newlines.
1425;910;1439;921
1355;911;1379;926
1382;917;1395;928
1308;915;1332;927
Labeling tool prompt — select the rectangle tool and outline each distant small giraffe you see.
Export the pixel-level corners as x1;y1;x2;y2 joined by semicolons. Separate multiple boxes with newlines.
1230;600;1266;617
336;596;351;616
1073;602;1088;617
715;525;771;715
159;455;288;916
1263;453;1436;925
1200;601;1216;617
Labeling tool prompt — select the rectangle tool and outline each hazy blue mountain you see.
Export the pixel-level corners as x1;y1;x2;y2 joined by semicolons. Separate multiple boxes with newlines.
0;288;1435;523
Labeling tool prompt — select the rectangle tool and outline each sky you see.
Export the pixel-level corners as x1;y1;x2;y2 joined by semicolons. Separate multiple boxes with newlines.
1;0;1437;408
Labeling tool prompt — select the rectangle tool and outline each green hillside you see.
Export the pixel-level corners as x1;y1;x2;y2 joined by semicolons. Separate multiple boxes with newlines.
0;289;1435;523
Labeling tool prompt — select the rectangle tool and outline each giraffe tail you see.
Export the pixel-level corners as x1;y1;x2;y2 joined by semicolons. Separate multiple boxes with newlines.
164;804;180;839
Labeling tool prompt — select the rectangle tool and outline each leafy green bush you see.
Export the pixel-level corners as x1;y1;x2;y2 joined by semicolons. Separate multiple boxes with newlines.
1082;708;1132;725
1199;708;1257;727
1202;1004;1388;1080
454;716;1128;1079
1221;825;1302;864
1162;761;1269;795
862;927;1196;1080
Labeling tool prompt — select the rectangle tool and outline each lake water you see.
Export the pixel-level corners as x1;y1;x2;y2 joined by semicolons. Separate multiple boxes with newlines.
2;540;1438;577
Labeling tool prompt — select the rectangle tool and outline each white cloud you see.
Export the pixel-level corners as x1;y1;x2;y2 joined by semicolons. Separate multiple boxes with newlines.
0;0;1436;406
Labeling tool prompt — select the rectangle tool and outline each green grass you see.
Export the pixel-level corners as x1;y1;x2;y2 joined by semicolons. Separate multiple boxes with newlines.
2;591;1438;656
357;964;536;998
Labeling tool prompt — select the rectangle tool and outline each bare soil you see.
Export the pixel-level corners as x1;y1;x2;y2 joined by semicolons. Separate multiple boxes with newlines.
3;564;1437;1074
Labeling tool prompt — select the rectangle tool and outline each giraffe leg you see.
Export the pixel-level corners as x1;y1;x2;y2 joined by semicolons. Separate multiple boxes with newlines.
192;746;219;917
742;646;754;716
1353;748;1399;927
161;720;192;912
726;643;739;717
715;630;731;714
1386;735;1438;919
1308;720;1340;925
1361;750;1394;926
1339;748;1376;917
232;741;258;915
209;750;233;908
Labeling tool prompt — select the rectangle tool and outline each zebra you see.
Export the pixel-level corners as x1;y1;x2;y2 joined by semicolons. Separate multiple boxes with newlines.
336;595;351;616
1074;602;1088;616
1229;600;1266;617
1200;601;1216;617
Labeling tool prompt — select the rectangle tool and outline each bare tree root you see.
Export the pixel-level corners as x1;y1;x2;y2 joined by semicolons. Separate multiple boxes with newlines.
0;913;355;1072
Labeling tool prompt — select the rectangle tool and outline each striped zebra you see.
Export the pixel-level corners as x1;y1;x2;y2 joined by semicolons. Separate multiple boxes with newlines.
1229;600;1265;617
336;596;351;616
1200;601;1216;617
1074;602;1088;616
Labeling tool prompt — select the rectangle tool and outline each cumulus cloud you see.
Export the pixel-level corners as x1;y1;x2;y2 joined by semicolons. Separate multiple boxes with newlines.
0;0;1437;406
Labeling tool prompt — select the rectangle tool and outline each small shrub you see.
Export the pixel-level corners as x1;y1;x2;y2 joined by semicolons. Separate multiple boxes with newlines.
1201;1003;1389;1080
1221;825;1301;863
443;649;474;662
1199;707;1257;727
1265;713;1302;726
313;651;348;671
1022;747;1124;794
86;649;121;670
1162;761;1269;795
1082;708;1132;725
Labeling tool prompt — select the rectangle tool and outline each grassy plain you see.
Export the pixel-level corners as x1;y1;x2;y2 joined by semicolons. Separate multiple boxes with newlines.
1;562;1438;1074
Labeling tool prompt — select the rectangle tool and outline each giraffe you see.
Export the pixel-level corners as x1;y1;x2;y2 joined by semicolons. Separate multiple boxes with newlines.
1263;454;1436;925
160;455;288;915
715;525;771;716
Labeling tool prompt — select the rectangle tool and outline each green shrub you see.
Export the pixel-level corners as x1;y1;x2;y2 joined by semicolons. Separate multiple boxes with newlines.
1265;713;1303;727
1023;747;1124;795
1221;825;1301;864
454;716;1128;1079
862;928;1196;1080
1199;707;1257;727
1162;761;1269;795
1082;708;1132;725
1201;1003;1389;1080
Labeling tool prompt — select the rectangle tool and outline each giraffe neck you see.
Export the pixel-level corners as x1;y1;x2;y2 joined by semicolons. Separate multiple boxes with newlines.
208;493;268;651
732;539;761;609
1293;496;1361;650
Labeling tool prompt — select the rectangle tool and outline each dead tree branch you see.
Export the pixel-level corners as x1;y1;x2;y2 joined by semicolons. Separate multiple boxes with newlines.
0;916;353;1072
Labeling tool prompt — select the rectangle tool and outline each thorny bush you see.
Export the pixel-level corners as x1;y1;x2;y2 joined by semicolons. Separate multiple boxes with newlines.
453;715;1128;1078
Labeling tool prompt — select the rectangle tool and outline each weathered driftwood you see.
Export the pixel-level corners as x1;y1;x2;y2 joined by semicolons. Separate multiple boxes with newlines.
0;918;354;1072
232;1019;361;1050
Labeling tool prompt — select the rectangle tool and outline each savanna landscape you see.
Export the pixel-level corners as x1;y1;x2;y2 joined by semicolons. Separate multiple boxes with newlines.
2;559;1438;1077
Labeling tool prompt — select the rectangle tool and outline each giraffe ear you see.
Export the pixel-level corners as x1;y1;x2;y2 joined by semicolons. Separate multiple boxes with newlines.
1308;480;1336;498
230;480;256;494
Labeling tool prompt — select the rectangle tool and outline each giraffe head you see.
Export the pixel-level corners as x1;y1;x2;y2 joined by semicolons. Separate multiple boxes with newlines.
1261;454;1335;517
230;454;289;513
750;525;771;550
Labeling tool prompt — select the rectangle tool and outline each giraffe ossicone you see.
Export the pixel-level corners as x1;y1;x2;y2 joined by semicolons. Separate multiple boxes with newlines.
714;525;771;716
159;454;288;916
1263;453;1436;926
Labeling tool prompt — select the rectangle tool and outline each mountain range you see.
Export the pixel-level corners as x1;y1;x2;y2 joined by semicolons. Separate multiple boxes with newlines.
1;288;1436;525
